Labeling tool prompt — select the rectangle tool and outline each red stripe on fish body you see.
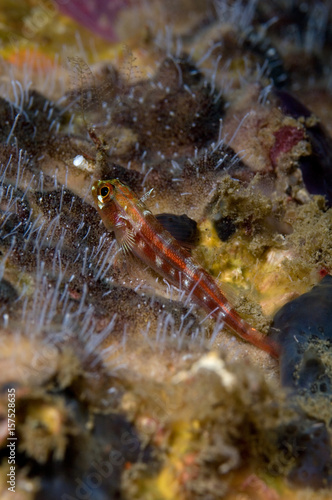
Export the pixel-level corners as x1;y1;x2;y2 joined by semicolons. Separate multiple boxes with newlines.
92;179;279;358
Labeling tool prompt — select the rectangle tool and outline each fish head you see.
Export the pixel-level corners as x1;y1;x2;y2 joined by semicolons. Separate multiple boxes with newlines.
91;179;136;231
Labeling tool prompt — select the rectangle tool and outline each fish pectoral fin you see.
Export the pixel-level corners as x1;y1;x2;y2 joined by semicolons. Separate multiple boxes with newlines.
119;228;136;255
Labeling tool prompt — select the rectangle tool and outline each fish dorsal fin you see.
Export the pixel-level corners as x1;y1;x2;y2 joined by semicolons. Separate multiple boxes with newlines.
140;188;154;204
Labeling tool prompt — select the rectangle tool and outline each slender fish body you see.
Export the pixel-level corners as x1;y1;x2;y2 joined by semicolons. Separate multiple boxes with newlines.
92;179;279;358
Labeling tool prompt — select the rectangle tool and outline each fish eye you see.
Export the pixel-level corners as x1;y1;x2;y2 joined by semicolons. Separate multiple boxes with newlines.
100;186;110;197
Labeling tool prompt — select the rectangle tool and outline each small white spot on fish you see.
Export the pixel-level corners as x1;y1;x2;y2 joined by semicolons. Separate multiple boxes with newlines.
222;302;232;314
162;234;174;246
138;240;145;250
185;258;198;275
155;256;163;267
143;209;151;216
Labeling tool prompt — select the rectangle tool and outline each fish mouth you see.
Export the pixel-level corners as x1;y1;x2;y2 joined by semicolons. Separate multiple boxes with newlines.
91;180;100;192
91;180;104;198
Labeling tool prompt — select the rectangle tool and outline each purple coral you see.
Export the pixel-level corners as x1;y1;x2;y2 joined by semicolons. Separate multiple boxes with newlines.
56;0;131;41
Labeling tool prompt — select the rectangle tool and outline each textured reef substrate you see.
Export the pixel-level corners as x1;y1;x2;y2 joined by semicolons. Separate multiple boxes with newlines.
1;1;332;499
